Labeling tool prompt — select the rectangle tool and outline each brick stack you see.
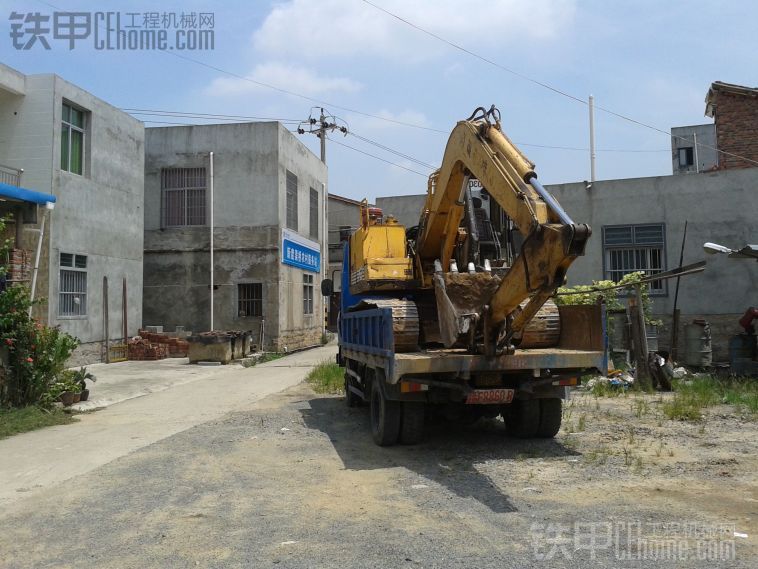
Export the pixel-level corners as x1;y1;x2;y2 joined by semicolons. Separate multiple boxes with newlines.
7;249;30;282
127;337;169;361
136;330;189;357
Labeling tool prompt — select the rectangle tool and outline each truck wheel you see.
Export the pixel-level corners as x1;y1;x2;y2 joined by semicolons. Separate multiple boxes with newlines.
537;398;562;438
503;399;540;438
344;373;360;408
399;402;425;445
370;379;401;446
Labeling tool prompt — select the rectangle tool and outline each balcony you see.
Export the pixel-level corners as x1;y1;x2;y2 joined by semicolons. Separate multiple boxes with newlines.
0;164;22;187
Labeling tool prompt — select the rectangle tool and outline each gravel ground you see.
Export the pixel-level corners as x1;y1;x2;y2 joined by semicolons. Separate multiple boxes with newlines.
0;384;755;568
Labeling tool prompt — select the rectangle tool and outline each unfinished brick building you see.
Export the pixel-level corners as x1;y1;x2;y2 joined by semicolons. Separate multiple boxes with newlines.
705;81;758;169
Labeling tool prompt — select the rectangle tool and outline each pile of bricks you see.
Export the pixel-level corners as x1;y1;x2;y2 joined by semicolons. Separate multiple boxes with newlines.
137;330;189;357
127;337;169;361
6;249;30;282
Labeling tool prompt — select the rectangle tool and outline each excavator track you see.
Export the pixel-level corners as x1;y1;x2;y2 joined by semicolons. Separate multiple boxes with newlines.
349;299;419;352
519;299;561;348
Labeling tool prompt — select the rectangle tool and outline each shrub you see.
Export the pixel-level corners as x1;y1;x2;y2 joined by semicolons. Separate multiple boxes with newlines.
0;216;79;408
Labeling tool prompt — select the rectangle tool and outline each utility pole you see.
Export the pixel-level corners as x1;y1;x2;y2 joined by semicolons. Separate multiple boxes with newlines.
297;108;347;335
297;107;347;164
589;95;596;183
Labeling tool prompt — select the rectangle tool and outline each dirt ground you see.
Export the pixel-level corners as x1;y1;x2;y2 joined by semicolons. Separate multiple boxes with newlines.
0;383;755;568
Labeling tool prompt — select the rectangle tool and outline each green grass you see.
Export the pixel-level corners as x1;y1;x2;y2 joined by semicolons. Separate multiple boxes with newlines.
0;406;76;439
242;352;285;367
663;376;758;421
306;360;345;394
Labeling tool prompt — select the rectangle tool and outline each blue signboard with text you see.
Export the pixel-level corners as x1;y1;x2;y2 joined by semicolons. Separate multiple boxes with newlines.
282;229;320;273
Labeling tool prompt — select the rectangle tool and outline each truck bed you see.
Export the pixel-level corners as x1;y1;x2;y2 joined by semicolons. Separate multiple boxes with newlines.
339;303;607;383
341;346;605;383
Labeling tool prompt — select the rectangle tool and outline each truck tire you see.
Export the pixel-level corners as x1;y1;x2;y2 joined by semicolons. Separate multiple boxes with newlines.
503;399;540;438
344;373;360;408
399;402;425;445
370;379;401;446
537;398;562;438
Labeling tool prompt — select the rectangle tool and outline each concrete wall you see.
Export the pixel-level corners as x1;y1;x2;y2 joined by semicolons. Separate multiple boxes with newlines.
671;124;718;174
375;194;425;229
49;75;144;349
374;168;758;359
0;74;56;318
0;66;144;363
144;123;327;351
276;124;327;350
549;168;758;359
144;123;280;341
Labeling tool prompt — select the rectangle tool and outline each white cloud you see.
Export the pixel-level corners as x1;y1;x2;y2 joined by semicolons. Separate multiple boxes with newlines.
253;0;576;61
206;62;363;98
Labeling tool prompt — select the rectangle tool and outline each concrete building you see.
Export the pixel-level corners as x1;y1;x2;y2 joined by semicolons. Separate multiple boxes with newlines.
376;167;758;360
0;62;144;364
325;193;367;329
671;124;717;174
143;122;327;351
705;81;758;170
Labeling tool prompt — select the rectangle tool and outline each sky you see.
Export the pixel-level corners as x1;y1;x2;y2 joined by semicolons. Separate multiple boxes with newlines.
2;0;757;203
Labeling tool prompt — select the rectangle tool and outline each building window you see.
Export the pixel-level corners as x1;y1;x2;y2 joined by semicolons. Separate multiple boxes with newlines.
286;170;298;230
61;102;85;175
237;283;263;317
303;274;314;315
678;147;694;168
59;252;87;316
603;224;666;293
161;167;206;227
309;187;319;240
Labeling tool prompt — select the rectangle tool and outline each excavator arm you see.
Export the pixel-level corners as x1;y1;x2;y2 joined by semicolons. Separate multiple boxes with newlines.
414;107;590;353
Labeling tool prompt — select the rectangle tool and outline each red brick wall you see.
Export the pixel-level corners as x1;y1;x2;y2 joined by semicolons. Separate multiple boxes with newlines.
714;91;758;169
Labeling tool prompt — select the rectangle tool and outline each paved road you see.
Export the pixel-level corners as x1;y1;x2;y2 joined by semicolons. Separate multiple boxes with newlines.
0;375;754;568
0;345;337;511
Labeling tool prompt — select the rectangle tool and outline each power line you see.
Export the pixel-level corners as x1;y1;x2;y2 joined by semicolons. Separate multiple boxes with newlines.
348;132;438;169
360;0;758;167
327;135;429;177
123;108;302;123
34;0;445;135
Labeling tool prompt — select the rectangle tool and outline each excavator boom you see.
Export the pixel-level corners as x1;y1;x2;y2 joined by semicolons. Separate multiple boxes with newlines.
414;107;590;353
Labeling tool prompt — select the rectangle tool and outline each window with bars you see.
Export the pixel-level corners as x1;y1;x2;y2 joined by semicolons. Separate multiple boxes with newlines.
61;102;86;175
286;170;298;230
603;224;666;293
309;187;319;240
303;274;314;315
59;252;87;316
161;167;207;227
678;147;694;168
237;283;263;317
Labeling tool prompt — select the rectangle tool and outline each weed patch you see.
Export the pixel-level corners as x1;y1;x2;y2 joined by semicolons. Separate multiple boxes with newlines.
306;361;344;394
0;406;75;439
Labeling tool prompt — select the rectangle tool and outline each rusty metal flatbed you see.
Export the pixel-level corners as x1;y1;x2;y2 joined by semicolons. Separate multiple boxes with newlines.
341;346;605;384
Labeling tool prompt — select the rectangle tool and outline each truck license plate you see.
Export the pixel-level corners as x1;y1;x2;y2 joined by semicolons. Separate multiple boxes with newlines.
465;389;515;405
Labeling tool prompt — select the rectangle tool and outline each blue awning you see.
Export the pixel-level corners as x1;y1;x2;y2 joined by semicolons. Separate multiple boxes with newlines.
0;182;56;205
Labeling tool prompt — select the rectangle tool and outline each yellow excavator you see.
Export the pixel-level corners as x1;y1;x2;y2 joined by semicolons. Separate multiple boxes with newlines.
326;106;605;446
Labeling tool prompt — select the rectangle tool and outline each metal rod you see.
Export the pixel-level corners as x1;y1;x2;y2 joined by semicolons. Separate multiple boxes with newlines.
528;177;574;225
28;203;52;316
555;260;705;295
693;133;700;173
209;151;214;331
670;220;688;360
103;276;110;364
589;94;596;182
122;277;128;343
